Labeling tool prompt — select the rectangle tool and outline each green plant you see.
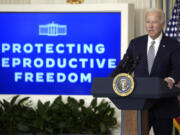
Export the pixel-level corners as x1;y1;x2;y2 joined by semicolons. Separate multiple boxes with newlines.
0;95;36;133
0;95;118;134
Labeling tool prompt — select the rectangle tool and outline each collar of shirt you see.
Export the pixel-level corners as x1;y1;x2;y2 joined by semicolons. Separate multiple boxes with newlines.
147;33;163;56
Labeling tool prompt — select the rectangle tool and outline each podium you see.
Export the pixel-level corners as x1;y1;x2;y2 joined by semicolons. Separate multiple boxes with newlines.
91;77;180;135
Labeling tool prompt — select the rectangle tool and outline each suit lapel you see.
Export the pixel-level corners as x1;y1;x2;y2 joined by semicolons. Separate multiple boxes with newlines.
141;35;149;75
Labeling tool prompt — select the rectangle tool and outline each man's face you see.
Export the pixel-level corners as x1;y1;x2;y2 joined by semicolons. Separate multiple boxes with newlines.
145;11;164;40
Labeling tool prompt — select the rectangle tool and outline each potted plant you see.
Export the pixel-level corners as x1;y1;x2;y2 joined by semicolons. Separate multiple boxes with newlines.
0;95;118;135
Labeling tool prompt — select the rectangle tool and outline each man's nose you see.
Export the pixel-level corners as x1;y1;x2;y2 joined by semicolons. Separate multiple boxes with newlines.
149;23;153;28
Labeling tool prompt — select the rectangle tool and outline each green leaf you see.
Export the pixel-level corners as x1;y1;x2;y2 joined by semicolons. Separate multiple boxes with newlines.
17;123;30;132
17;97;30;106
100;122;106;133
79;99;85;106
10;95;19;105
90;98;97;108
44;101;50;108
53;96;62;104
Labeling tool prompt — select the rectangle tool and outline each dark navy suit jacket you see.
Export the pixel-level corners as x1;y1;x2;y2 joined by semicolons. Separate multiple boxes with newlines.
110;34;180;118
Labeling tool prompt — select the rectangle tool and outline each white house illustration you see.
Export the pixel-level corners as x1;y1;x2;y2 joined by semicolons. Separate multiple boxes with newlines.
39;22;67;36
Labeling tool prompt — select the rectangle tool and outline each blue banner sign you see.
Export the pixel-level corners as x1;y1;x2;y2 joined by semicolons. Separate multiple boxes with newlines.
0;12;121;95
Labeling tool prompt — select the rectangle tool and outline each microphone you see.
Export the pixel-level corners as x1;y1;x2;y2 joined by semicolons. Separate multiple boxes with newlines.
121;53;131;70
110;52;140;77
120;52;133;73
129;53;141;74
109;52;133;77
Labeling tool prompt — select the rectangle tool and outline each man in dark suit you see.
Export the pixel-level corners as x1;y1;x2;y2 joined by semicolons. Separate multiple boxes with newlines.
110;8;180;135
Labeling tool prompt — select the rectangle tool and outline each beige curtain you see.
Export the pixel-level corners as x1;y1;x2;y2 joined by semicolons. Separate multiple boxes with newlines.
156;0;177;21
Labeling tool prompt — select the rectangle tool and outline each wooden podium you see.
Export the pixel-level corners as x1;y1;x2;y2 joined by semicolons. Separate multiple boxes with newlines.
91;77;180;135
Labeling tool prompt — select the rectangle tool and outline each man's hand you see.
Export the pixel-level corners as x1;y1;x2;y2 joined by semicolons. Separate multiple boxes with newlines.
164;77;174;89
175;81;180;88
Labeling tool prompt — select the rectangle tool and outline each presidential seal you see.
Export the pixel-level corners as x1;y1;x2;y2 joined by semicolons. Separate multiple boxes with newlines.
112;73;134;96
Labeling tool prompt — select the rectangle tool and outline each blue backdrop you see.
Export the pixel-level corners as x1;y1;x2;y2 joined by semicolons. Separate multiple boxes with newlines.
0;12;121;95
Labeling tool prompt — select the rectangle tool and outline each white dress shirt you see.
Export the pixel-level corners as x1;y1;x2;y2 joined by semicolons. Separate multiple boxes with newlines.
147;33;162;57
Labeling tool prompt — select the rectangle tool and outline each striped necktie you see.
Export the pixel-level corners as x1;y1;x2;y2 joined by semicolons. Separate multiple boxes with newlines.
148;41;155;74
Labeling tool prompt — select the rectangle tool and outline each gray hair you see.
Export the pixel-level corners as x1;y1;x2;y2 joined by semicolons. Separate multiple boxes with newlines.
145;8;165;24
